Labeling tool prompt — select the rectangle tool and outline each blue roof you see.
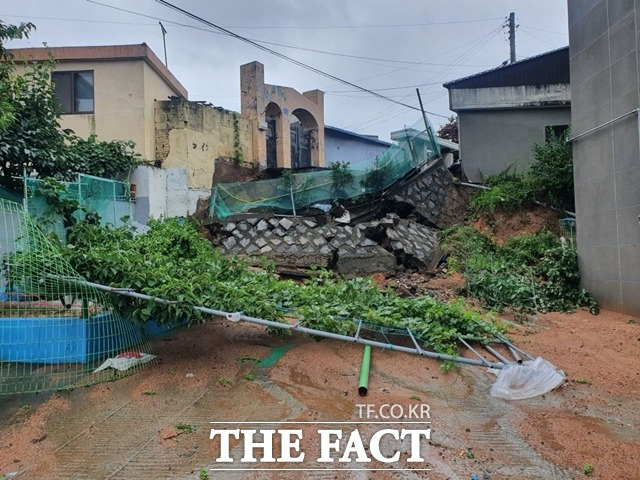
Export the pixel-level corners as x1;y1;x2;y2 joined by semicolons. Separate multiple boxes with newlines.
324;125;392;147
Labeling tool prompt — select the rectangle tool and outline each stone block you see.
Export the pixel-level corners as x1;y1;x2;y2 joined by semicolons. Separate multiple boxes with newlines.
335;246;396;277
256;219;269;231
280;218;294;230
222;236;237;250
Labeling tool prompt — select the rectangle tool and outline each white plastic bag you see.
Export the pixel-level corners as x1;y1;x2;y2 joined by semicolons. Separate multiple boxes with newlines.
94;352;156;373
490;357;565;400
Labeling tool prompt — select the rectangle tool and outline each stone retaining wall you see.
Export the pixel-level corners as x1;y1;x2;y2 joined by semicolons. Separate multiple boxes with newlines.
209;162;466;275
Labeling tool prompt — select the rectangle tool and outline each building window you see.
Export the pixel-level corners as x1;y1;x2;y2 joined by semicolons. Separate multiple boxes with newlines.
545;124;569;141
52;71;94;114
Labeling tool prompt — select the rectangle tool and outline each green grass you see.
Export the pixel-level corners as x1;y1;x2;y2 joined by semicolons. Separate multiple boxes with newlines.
583;463;594;475
218;377;233;386
175;423;197;434
143;389;157;395
237;355;261;364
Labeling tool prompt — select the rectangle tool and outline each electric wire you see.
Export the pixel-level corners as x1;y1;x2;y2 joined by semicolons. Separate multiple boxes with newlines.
150;0;448;116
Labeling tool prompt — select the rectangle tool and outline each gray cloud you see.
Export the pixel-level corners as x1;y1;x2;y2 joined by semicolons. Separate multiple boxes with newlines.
2;0;568;139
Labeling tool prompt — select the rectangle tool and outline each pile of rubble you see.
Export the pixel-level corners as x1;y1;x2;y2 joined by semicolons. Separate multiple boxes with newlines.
206;160;469;275
213;213;440;276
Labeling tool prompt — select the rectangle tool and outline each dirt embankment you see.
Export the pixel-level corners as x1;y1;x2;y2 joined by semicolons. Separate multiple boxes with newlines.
473;204;563;244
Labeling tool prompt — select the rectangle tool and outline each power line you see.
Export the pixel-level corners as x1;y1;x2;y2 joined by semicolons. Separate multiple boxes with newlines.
151;0;452;117
325;81;446;94
327;25;501;88
75;4;496;70
519;24;568;36
343;27;500;131
0;13;154;26
519;27;561;48
222;17;505;30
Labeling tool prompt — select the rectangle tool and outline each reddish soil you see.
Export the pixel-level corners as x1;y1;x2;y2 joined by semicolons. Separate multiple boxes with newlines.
473;205;563;244
0;307;638;479
509;309;640;479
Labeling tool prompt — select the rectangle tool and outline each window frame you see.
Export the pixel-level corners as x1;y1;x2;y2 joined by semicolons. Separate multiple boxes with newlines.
52;70;95;115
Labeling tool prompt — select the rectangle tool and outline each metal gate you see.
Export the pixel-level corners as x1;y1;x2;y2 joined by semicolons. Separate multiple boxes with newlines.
290;122;311;169
266;118;277;169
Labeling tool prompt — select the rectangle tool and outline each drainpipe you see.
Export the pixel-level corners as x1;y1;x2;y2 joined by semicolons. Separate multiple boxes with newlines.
358;345;372;396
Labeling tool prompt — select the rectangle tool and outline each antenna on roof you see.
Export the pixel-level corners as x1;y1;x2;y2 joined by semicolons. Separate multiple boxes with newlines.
159;21;168;67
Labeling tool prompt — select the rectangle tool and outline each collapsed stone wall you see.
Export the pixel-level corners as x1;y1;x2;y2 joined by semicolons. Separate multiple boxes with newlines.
214;213;439;276
207;161;468;275
386;161;469;229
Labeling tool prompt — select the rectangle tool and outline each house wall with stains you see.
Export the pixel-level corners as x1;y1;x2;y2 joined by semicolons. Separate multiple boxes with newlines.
155;99;253;189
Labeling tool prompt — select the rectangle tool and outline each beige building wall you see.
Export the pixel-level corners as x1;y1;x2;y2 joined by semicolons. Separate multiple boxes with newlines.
155;100;254;189
9;45;188;164
56;60;147;157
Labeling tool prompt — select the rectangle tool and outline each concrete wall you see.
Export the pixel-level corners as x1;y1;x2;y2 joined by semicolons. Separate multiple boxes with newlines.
458;107;571;181
241;61;325;168
324;133;389;167
143;62;181;161
155;100;254;189
568;0;640;315
130;166;209;222
449;84;570;110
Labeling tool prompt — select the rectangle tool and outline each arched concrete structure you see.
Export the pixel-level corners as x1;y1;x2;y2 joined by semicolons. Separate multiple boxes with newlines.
240;61;325;169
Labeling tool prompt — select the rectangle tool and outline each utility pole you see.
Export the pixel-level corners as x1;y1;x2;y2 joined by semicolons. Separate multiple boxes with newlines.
159;21;168;67
508;12;516;64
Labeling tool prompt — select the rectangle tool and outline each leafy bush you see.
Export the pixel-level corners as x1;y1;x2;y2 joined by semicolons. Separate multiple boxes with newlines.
529;130;574;211
330;161;354;200
440;225;495;272
468;169;534;216
52;219;505;354
468;131;575;216
443;225;598;314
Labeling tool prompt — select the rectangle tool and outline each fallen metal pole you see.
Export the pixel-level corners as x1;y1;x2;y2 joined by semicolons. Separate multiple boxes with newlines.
60;277;505;369
497;335;535;361
484;345;513;365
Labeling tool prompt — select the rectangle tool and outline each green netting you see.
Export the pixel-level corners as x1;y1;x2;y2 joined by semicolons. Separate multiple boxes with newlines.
0;198;155;395
25;173;131;241
211;118;441;218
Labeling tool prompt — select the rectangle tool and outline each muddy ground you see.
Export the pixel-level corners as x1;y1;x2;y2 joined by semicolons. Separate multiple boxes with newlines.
0;303;638;479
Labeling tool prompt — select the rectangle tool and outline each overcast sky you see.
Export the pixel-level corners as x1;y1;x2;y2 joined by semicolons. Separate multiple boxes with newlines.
3;0;568;141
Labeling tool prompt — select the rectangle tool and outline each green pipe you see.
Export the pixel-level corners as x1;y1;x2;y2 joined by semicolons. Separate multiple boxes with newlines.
358;345;372;396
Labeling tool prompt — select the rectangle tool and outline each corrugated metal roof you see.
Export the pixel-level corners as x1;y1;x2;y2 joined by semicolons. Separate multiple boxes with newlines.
443;46;569;90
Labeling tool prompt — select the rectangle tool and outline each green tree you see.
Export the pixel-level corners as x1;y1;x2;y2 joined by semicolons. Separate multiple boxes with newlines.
0;20;35;129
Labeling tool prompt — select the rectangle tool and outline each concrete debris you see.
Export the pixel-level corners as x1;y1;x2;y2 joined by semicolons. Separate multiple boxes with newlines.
208;162;466;275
